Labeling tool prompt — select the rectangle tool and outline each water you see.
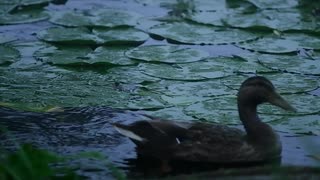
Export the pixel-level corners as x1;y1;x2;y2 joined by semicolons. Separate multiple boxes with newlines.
0;106;319;178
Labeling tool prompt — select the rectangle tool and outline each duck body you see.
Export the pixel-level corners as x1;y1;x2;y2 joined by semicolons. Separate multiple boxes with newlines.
113;76;295;165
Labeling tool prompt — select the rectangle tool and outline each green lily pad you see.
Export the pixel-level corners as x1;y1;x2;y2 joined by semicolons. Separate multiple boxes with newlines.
148;22;260;45
259;94;320;115
138;59;232;81
107;66;160;85
224;9;318;31
0;68;165;111
0;34;16;44
0;4;16;14
93;27;149;45
258;53;320;75
34;45;93;65
271;114;320;135
160;95;209;106
237;33;320;53
142;79;232;98
85;46;137;66
247;0;298;9
184;96;282;124
37;27;99;45
37;27;148;45
0;0;50;6
0;45;20;65
50;9;142;27
0;9;49;25
125;45;209;63
186;10;228;27
222;73;319;94
237;34;300;53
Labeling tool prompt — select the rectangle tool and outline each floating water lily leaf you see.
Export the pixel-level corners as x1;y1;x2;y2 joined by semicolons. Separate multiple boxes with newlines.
92;27;149;45
34;45;93;65
0;45;20;65
271;115;320;135
139;59;231;81
37;27;99;45
237;34;300;53
224;9;317;31
0;5;16;14
142;79;232;98
125;45;209;63
258;53;320;75
246;0;298;9
107;66;160;85
222;73;319;94
259;94;320;115
148;22;259;45
0;68;165;111
237;33;320;53
186;10;226;26
0;0;50;6
0;9;49;25
50;9;142;27
184;97;282;124
0;33;16;44
85;46;136;66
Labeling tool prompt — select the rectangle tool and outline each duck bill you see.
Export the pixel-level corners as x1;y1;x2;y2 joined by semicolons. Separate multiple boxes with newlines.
269;93;297;112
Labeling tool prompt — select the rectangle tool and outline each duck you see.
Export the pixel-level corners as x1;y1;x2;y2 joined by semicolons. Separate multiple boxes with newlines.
113;76;296;169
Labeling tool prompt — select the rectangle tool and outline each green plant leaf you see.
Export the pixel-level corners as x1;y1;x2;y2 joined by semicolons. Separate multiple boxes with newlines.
50;9;142;27
148;22;260;45
258;53;320;75
138;59;232;81
0;45;20;65
0;9;49;25
92;27;149;45
246;0;298;9
125;45;209;63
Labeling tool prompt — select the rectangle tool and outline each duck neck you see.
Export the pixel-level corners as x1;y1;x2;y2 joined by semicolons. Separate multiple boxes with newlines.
237;102;261;136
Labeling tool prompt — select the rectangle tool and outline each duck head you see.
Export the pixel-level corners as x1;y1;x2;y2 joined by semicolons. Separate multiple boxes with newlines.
238;76;296;112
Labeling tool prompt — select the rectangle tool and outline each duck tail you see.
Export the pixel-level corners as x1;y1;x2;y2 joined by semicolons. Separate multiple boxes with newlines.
113;123;146;142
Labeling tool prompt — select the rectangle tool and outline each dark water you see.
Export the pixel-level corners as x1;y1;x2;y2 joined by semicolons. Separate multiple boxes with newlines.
1;106;319;178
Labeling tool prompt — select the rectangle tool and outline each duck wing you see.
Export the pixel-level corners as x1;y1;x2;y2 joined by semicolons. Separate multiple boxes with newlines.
172;123;266;163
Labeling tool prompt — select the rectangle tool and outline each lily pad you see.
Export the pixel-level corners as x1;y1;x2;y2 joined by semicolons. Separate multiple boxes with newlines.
37;27;148;45
259;94;320;115
138;59;232;81
222;73;319;94
224;9;318;31
184;96;282;124
258;53;320;75
107;66;160;85
0;68;165;111
34;45;93;65
142;79;232;98
125;45;209;63
148;22;260;45
50;9;142;27
0;0;50;6
92;27;149;45
186;10;228;27
0;33;16;44
246;0;298;9
0;45;20;65
85;46;137;66
37;27;99;45
237;33;320;53
271;114;320;135
0;9;49;25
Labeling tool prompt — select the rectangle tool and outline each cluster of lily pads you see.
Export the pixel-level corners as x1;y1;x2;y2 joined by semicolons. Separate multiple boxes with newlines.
0;0;320;135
